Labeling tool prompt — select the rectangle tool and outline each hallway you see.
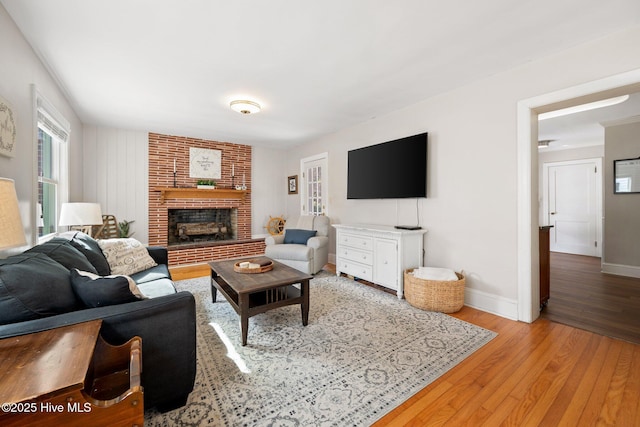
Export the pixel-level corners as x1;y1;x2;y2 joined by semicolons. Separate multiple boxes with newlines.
541;252;640;344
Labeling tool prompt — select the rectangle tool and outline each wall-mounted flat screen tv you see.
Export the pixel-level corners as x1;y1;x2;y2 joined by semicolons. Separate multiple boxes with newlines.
347;132;428;199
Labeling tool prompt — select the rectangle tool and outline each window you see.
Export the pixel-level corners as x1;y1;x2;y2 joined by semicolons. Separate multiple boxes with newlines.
35;87;69;240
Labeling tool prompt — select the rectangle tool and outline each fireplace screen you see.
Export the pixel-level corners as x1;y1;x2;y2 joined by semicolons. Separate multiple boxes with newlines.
168;208;237;245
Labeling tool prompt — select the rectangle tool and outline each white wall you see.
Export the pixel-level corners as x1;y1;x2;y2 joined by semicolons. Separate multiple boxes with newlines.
286;25;640;319
251;146;287;237
82;126;149;242
0;4;83;251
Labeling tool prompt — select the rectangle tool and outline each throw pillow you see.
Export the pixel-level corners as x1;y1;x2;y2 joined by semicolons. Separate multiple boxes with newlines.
98;238;158;276
58;231;111;275
25;238;98;273
283;229;317;245
70;269;146;308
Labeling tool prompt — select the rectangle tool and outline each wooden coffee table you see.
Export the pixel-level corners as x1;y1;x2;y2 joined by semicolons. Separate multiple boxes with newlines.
209;256;313;346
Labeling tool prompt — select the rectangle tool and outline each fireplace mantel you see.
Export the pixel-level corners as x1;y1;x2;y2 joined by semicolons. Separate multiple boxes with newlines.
155;187;248;203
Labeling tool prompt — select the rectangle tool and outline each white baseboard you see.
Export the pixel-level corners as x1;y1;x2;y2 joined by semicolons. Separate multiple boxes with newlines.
330;261;518;320
602;262;640;279
464;287;519;321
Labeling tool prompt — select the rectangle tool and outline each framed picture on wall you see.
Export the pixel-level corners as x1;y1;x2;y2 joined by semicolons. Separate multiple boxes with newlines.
0;95;17;158
189;147;221;179
288;175;298;194
614;157;640;194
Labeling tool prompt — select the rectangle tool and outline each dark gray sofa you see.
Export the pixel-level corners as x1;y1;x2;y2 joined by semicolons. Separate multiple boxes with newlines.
0;231;196;412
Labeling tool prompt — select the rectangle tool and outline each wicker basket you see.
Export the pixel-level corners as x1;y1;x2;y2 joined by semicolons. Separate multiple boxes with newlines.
404;269;465;313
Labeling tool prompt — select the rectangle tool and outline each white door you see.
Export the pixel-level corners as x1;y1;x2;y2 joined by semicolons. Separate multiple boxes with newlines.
543;159;602;256
300;153;328;216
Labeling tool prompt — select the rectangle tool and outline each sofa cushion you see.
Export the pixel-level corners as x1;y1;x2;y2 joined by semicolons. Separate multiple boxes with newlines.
25;238;98;273
0;253;79;325
283;229;317;245
136;279;177;299
265;243;313;261
70;269;146;308
130;264;171;284
58;231;111;275
98;238;158;276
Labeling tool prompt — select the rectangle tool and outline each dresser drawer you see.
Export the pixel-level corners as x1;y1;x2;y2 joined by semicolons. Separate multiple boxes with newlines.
339;233;373;250
337;259;373;281
338;246;373;265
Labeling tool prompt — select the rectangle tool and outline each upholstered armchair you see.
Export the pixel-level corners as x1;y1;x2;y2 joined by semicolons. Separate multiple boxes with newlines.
264;215;330;274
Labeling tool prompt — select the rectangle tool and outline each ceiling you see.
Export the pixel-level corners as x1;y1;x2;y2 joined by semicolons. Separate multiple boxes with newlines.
3;0;640;149
538;92;640;151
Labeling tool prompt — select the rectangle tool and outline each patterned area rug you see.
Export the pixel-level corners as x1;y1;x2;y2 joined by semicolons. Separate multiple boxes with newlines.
145;272;496;426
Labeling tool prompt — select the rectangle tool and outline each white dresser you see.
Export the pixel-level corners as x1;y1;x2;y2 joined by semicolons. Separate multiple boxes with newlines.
333;224;427;299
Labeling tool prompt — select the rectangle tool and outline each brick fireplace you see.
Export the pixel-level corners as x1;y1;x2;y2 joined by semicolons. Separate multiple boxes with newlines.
148;133;265;266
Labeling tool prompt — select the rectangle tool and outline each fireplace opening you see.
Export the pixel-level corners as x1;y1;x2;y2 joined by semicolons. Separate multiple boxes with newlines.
168;208;237;246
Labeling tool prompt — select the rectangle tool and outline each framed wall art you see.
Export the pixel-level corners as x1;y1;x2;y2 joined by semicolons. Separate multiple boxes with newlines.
288;175;298;194
614;157;640;194
0;95;17;158
189;147;221;179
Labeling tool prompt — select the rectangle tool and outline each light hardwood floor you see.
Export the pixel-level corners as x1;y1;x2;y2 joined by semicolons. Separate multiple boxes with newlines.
374;306;640;426
171;261;640;426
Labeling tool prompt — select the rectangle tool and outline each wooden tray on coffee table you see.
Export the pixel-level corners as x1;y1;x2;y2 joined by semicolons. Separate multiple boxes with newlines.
234;259;274;274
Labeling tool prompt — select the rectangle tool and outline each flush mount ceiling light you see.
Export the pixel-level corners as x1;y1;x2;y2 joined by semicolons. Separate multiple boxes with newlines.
230;100;261;115
538;95;629;120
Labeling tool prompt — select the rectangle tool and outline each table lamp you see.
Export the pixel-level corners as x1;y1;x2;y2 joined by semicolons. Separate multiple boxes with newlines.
0;178;27;250
59;202;103;236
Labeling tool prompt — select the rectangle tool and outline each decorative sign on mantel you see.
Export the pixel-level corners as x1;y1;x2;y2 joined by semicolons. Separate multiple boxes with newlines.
189;147;221;179
0;95;17;158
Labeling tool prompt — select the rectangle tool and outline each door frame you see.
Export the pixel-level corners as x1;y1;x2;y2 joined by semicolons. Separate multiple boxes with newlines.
517;69;640;323
299;152;329;216
542;158;602;257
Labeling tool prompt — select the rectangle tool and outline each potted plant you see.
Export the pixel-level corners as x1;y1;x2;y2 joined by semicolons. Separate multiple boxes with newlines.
197;179;216;189
118;219;135;238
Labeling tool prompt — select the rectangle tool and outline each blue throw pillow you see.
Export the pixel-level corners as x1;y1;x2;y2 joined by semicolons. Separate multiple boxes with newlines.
283;229;317;245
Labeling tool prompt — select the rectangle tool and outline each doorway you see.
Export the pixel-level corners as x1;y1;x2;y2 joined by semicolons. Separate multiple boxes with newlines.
517;69;640;323
300;152;329;216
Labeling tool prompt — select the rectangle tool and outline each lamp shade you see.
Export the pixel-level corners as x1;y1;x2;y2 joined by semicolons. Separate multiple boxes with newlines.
0;178;27;250
59;203;103;226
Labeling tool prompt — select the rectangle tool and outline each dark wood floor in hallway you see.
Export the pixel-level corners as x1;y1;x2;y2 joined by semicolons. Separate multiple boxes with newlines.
541;252;640;345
